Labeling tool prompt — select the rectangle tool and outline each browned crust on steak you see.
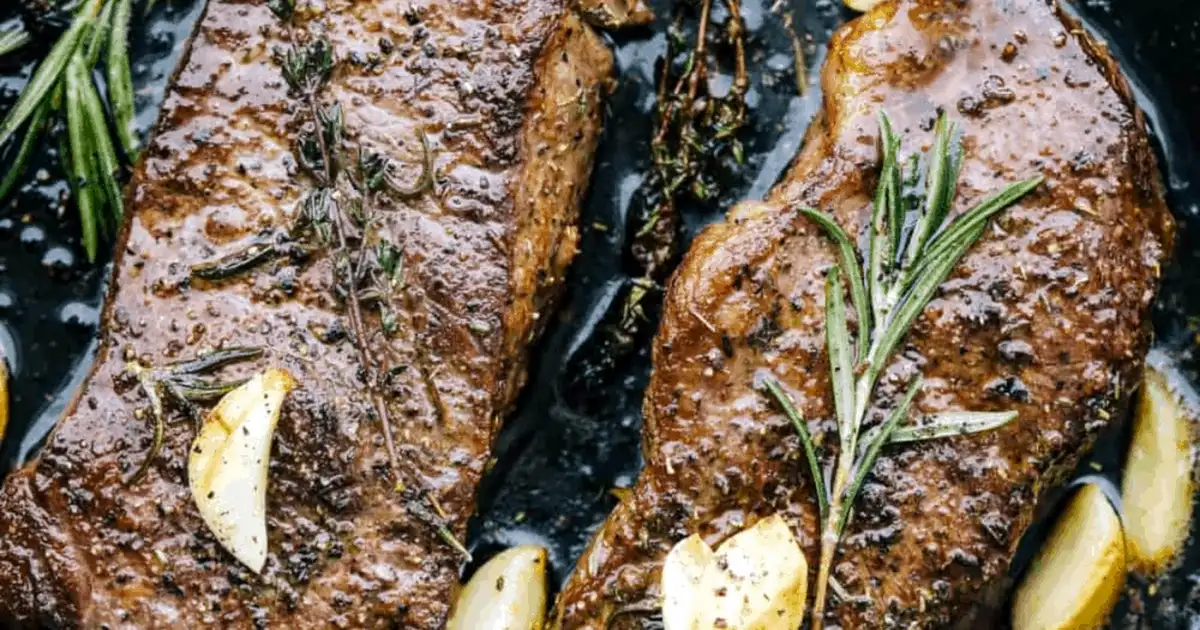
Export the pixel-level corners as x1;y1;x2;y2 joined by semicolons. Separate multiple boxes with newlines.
0;0;611;627
553;0;1174;627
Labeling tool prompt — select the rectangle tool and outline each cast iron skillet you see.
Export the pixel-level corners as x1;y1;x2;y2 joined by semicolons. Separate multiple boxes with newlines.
0;0;1198;625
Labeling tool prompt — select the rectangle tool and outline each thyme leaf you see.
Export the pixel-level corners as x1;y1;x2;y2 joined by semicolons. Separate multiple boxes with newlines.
278;36;333;95
770;111;1042;629
266;0;295;21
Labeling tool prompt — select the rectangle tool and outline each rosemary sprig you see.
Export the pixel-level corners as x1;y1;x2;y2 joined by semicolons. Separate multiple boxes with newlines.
124;346;263;485
760;111;1042;629
0;0;140;261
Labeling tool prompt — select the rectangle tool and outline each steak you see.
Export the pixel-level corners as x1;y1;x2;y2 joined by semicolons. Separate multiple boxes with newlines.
553;0;1174;627
0;0;610;627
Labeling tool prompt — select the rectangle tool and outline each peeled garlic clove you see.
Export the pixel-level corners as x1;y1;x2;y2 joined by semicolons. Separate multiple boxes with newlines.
1122;362;1195;574
188;368;296;574
1012;484;1127;630
661;534;718;630
661;514;808;630
447;545;548;630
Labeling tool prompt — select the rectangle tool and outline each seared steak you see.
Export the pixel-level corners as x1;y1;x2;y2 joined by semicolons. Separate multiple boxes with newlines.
0;0;610;627
554;0;1173;627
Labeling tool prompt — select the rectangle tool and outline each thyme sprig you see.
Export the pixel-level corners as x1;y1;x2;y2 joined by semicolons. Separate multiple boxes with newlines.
579;0;749;387
263;0;468;562
760;112;1042;629
124;346;263;485
0;0;139;261
636;0;748;277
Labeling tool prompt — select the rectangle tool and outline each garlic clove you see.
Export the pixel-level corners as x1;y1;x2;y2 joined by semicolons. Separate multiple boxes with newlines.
1012;484;1127;630
661;514;808;630
447;545;548;630
188;368;296;574
1122;362;1196;574
661;534;717;630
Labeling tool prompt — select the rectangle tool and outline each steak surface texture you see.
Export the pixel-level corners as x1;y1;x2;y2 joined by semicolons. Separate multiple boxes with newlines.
0;0;610;627
553;0;1174;627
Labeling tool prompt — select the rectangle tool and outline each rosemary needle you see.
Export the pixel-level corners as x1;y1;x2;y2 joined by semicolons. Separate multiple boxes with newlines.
0;26;31;58
761;376;828;523
0;100;50;200
107;0;138;157
64;52;100;259
85;0;117;68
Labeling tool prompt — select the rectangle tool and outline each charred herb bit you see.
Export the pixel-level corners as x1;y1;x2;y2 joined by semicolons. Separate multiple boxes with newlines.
758;112;1042;629
268;7;467;562
0;0;142;261
124;346;263;485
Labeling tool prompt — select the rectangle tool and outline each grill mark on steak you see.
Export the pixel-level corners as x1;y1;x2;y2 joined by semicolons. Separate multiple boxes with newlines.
0;0;611;627
553;0;1174;627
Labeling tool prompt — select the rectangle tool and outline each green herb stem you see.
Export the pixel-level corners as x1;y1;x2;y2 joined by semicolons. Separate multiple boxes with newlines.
64;53;100;259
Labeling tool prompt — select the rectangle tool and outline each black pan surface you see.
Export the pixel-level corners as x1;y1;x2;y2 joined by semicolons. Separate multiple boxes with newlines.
1;0;1198;625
